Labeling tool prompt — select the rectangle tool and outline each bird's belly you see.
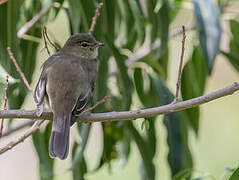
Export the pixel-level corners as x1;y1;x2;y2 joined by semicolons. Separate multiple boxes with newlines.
46;66;89;112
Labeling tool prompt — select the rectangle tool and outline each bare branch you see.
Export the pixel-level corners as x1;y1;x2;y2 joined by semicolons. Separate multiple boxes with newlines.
0;75;9;137
42;26;51;56
0;82;239;122
1;120;34;138
17;4;52;38
7;47;33;93
83;96;108;113
0;120;44;155
43;26;60;52
173;25;186;103
88;3;104;34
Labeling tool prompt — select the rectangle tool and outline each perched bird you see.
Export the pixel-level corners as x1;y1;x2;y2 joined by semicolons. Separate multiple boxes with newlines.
34;33;104;159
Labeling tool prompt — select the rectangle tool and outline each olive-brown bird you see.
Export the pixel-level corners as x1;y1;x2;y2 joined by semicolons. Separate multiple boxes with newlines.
34;33;104;159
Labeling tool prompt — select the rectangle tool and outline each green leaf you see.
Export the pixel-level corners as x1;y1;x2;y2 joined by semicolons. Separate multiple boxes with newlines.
134;68;146;104
127;122;155;180
93;48;109;108
32;123;54;180
157;1;169;57
193;0;221;72
117;0;138;50
72;123;91;167
146;117;157;158
0;0;23;77
134;0;144;16
173;169;193;180
68;0;85;33
154;0;163;13
164;112;193;177
129;0;146;44
181;47;207;134
0;0;26;110
149;73;193;177
146;0;159;42
0;0;45;110
221;20;239;73
96;121;125;170
229;167;239;180
72;142;87;180
117;129;131;165
104;37;133;110
0;65;18;106
102;0;116;39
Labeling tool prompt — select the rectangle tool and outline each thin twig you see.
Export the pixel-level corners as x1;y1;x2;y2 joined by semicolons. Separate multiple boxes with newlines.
83;96;108;113
1;120;34;138
1;82;239;122
7;47;33;93
173;25;186;103
125;24;195;66
17;4;52;38
42;26;51;56
0;120;44;154
43;26;59;52
0;75;9;137
88;2;104;34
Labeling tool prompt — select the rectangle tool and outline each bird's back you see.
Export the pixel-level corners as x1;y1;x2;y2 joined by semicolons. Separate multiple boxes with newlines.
44;53;97;112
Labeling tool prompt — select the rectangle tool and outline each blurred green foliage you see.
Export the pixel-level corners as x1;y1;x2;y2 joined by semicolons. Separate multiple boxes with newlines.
0;0;239;179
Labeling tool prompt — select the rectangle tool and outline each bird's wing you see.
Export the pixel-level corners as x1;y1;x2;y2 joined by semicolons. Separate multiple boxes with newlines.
70;89;92;125
34;54;61;116
34;72;47;117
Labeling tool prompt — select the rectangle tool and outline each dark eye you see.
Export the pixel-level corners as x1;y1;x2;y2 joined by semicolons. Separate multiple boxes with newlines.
81;42;88;47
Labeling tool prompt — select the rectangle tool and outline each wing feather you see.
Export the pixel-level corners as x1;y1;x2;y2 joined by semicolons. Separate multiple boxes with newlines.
70;90;91;125
34;74;47;117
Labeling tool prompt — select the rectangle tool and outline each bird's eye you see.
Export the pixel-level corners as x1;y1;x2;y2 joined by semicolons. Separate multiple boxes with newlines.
81;42;89;47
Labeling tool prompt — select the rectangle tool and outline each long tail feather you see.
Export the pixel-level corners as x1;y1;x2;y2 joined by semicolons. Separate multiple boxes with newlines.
49;112;70;160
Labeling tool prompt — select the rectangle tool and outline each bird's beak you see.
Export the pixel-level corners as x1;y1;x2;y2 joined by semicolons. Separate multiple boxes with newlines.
96;42;104;47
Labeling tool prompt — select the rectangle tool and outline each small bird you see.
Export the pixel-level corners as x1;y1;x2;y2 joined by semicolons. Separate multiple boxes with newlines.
34;33;104;159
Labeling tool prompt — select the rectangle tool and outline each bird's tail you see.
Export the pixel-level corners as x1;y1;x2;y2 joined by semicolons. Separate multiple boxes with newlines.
49;112;70;160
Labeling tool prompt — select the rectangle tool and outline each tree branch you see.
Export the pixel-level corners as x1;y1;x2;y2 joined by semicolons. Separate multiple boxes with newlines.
0;120;44;154
0;82;238;122
7;47;33;93
1;120;34;138
17;4;52;38
88;2;104;34
173;25;186;103
0;75;9;137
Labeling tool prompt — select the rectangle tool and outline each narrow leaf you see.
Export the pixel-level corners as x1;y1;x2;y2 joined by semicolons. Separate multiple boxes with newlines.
72;123;91;166
193;0;221;72
32;123;54;180
173;168;193;180
72;142;87;180
221;20;239;73
181;47;207;134
150;73;193;177
229;167;239;180
104;37;133;110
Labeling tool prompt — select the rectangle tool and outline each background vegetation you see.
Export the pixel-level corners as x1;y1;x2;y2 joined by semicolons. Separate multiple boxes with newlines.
1;0;239;179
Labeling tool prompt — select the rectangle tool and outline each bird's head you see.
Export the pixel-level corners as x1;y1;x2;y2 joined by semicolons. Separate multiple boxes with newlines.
61;33;104;59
